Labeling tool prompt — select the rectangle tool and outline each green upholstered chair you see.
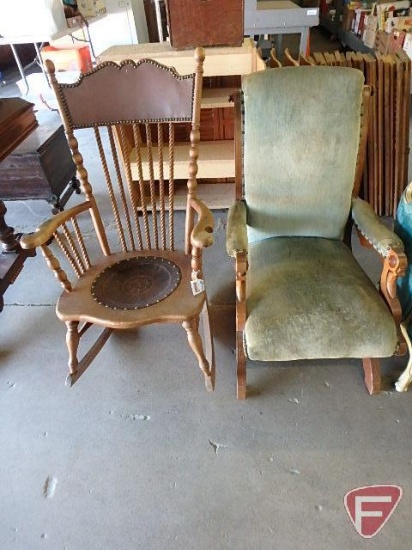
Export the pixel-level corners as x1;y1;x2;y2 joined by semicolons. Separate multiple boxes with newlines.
226;66;407;399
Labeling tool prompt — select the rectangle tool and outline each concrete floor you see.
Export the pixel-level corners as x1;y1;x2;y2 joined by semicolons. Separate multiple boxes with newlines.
1;29;412;550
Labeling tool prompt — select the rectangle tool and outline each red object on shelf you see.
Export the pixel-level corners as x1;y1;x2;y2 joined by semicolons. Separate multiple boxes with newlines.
41;43;92;73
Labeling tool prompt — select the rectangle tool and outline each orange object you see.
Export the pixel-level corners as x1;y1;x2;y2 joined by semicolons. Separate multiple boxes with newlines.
41;44;92;73
306;31;311;58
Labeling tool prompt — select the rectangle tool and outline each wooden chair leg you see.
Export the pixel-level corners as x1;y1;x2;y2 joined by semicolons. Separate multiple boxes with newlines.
68;327;113;386
236;331;247;400
183;317;214;391
66;320;80;376
200;300;215;390
362;358;381;395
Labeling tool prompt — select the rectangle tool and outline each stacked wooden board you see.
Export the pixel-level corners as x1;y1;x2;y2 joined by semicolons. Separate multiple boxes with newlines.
271;48;411;217
309;50;411;218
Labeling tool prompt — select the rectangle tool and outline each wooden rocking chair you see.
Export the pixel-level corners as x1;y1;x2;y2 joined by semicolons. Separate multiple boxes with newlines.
21;48;215;390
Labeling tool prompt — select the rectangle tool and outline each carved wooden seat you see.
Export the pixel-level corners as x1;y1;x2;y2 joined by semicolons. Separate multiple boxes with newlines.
21;48;215;390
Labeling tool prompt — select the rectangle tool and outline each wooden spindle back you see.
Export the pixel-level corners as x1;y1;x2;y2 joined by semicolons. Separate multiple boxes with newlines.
45;49;204;255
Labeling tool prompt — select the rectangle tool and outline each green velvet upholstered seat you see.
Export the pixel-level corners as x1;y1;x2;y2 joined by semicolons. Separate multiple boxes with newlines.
227;66;407;399
245;237;398;361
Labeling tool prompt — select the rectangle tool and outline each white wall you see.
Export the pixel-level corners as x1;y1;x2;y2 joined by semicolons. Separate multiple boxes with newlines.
130;0;149;44
88;0;149;56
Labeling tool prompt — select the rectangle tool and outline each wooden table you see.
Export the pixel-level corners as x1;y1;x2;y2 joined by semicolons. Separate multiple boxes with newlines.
244;0;319;55
97;38;265;76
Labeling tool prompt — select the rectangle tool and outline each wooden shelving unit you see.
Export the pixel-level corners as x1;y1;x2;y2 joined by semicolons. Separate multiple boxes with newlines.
319;0;375;55
130;140;235;182
201;88;237;109
97;39;266;209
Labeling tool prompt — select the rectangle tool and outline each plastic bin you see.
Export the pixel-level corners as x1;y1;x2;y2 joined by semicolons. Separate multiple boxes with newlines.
41;44;93;73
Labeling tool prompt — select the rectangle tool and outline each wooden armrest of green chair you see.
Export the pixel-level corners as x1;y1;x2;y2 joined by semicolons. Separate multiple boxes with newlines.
352;197;404;257
226;200;248;257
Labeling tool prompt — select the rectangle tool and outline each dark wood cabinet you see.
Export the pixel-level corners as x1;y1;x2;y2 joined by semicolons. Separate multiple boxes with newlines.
0;98;39;311
0;121;79;213
0;110;81;310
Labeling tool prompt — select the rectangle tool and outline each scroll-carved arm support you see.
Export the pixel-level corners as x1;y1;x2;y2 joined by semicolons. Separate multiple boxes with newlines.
226;200;248;332
235;250;248;333
20;202;91;250
189;197;214;276
380;248;407;353
226;200;248;399
352;197;407;353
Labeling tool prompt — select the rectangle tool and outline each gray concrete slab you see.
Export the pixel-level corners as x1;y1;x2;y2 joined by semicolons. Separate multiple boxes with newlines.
1;304;412;549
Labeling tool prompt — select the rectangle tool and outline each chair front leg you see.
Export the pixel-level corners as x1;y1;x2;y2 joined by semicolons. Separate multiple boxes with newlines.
236;332;247;400
362;358;381;395
200;299;215;390
66;320;80;376
380;249;408;355
182;317;213;391
235;250;248;400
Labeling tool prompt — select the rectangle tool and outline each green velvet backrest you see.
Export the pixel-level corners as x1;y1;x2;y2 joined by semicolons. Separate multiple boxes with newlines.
242;66;364;243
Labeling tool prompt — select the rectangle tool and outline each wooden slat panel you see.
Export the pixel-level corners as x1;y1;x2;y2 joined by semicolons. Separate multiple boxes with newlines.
130;140;235;180
383;55;395;216
309;51;410;217
363;54;377;209
375;52;384;215
393;54;405;217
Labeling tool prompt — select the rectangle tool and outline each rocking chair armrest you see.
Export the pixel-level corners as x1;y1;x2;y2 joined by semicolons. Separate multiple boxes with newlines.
189;197;214;249
20;201;91;250
226;201;248;257
351;197;404;257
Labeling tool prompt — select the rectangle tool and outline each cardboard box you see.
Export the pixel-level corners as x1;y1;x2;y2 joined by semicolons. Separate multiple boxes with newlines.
391;29;406;50
166;0;244;49
403;31;412;59
384;16;412;33
78;0;106;18
376;1;410;30
364;14;378;32
375;29;390;52
375;28;406;53
363;28;377;48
